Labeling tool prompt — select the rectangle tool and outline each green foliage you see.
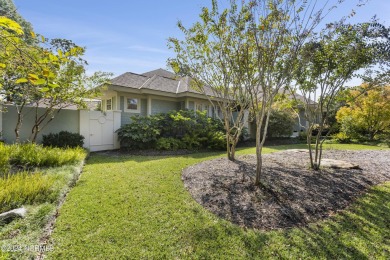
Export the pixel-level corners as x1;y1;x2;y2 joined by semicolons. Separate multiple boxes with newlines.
0;143;86;174
333;132;351;144
116;116;161;149
336;85;390;141
117;110;225;151
8;143;86;168
267;109;296;138
0;172;55;213
42;131;85;148
0;0;33;41
156;137;183;151
207;131;226;150
0;143;10;175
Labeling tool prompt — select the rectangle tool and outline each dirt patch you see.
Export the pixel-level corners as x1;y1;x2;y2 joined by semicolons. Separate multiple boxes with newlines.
182;149;390;230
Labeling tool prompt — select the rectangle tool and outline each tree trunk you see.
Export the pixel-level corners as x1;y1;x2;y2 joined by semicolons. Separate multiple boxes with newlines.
307;128;315;169
30;124;39;143
14;104;25;143
255;120;263;186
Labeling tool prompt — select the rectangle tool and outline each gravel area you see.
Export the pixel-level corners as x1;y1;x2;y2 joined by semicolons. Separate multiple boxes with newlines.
182;149;390;230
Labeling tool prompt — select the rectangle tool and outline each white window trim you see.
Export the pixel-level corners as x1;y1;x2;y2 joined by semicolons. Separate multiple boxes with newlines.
106;98;113;111
124;96;141;113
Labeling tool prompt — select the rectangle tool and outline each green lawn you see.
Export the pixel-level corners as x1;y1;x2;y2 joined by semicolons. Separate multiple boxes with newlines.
47;144;390;259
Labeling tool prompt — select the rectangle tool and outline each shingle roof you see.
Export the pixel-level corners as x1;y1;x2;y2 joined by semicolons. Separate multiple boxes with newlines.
142;68;176;79
111;72;148;89
143;75;179;93
110;69;214;96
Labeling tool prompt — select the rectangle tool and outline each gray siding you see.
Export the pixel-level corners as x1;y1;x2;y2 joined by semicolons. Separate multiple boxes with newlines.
2;105;79;143
188;101;195;110
151;99;179;115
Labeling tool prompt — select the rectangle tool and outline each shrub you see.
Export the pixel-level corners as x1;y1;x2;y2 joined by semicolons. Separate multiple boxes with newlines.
156;137;183;151
116;116;161;149
266;109;296;138
207;131;226;150
118;110;226;151
0;172;56;213
333;132;351;143
42;131;85;148
182;134;202;150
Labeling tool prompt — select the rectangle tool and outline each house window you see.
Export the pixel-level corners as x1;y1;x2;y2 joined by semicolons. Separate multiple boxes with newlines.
204;104;210;117
106;99;112;111
125;97;140;112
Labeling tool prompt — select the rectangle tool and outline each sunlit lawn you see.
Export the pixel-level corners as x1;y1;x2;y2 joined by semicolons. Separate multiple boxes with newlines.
47;144;390;259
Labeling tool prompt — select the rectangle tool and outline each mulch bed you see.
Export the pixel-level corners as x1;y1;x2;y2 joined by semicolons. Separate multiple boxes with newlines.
182;149;390;230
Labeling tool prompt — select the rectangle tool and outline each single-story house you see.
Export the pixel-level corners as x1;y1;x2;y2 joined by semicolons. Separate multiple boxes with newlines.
0;68;311;151
100;68;225;124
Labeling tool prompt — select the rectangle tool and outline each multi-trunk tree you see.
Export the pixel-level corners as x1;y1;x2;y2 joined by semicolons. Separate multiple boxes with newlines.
168;0;255;161
292;22;390;169
170;0;351;185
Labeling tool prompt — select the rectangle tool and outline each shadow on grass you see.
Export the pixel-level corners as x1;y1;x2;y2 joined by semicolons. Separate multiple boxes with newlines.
188;183;390;259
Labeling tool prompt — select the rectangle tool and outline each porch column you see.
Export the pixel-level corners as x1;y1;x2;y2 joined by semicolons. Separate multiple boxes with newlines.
185;98;189;110
147;96;152;116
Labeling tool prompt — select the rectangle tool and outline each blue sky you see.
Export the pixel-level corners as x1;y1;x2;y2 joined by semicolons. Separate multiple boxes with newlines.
13;0;390;79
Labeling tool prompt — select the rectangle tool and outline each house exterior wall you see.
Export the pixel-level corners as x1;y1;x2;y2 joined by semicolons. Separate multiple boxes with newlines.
151;99;180;115
1;105;79;143
188;101;195;110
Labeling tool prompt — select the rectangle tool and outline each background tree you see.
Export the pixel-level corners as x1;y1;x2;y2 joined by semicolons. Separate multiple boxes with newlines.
0;0;33;41
336;84;390;141
292;22;390;169
168;0;255;161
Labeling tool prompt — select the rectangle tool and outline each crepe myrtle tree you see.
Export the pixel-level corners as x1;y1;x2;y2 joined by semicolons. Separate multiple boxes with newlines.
291;21;388;170
168;0;255;161
243;0;351;186
169;0;358;186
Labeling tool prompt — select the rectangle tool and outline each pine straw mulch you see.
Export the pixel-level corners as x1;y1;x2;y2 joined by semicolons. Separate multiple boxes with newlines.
182;149;390;230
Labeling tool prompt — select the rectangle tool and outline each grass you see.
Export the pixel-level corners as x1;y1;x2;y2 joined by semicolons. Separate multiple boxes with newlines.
0;143;87;260
0;143;86;175
46;144;389;259
0;172;55;213
0;165;85;260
